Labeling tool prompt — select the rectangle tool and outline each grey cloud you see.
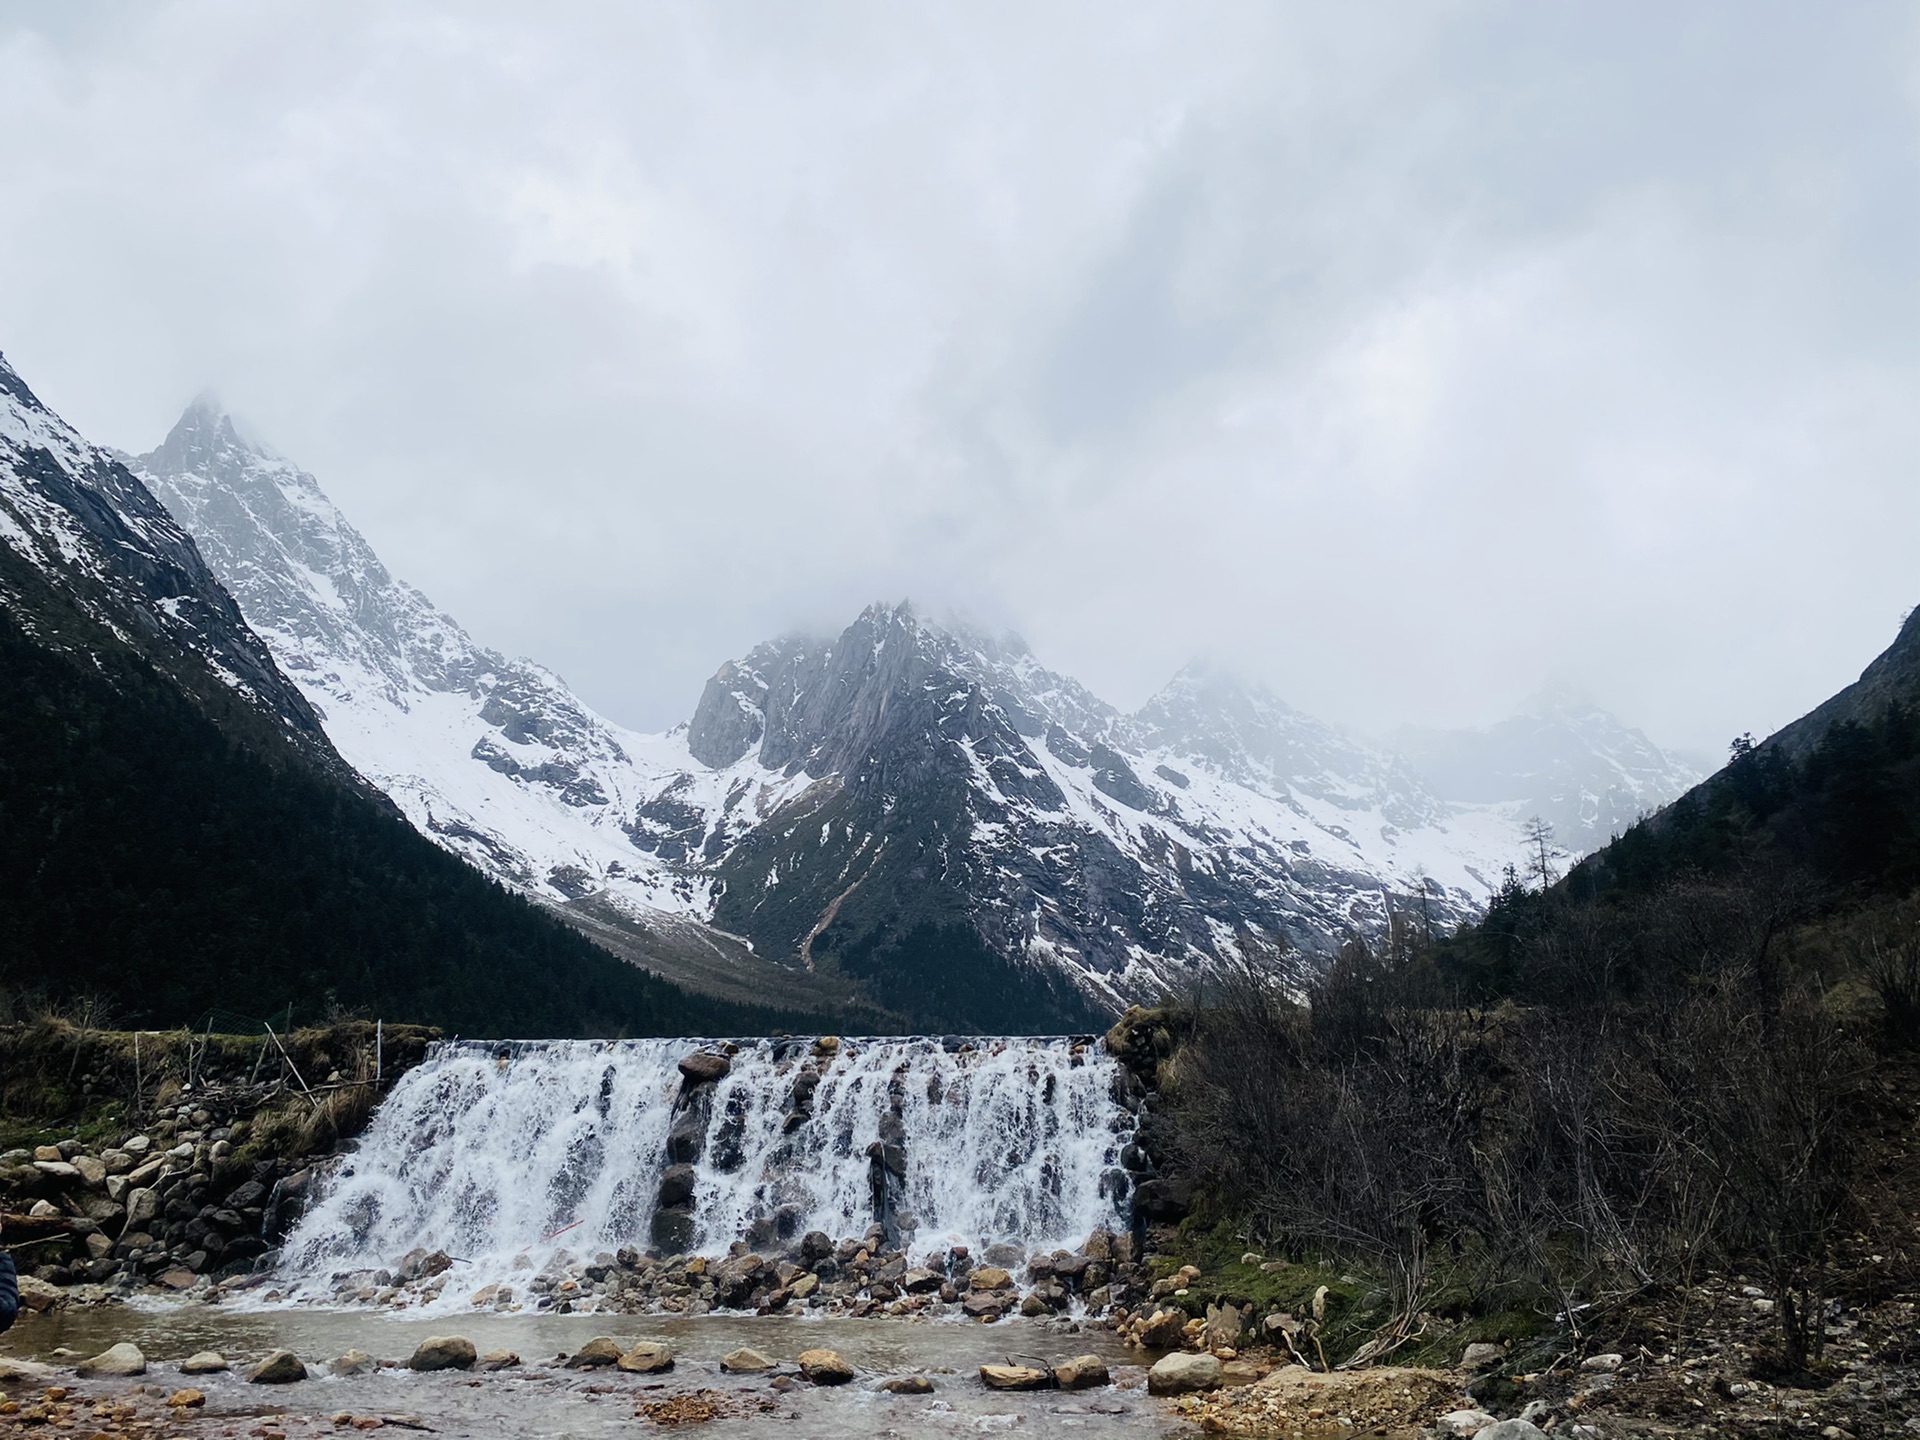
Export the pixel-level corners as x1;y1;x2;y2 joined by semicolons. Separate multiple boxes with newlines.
0;0;1915;753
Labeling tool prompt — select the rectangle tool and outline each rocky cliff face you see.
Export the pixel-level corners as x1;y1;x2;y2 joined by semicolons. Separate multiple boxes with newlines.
134;399;1699;1025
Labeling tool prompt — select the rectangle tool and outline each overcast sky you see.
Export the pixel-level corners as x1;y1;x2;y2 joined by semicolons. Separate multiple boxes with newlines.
2;2;1916;755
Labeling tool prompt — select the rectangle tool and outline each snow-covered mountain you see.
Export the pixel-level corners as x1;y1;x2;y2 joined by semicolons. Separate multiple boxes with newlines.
1393;683;1705;854
0;356;337;771
134;400;1694;1023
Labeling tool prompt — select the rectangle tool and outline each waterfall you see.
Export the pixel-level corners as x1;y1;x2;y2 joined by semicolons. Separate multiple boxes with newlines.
280;1036;1135;1297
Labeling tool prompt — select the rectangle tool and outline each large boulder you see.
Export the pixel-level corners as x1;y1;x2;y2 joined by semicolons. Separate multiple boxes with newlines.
180;1352;229;1375
1147;1352;1222;1396
617;1343;673;1375
329;1351;375;1377
720;1348;777;1374
248;1350;308;1384
408;1336;477;1371
76;1343;147;1378
969;1266;1014;1292
798;1349;854;1385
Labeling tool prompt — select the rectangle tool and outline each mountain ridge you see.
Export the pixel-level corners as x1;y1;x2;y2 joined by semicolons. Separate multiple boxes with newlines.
132;397;1704;1023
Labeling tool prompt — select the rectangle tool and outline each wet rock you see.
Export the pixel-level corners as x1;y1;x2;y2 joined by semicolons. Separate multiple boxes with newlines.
249;1349;309;1384
1131;1176;1193;1220
879;1375;935;1395
980;1363;1052;1391
408;1336;477;1371
0;1359;56;1384
1019;1293;1049;1317
790;1273;820;1300
800;1229;833;1263
677;1051;731;1085
166;1388;206;1408
75;1342;147;1377
961;1292;1005;1320
798;1348;854;1385
1051;1354;1110;1390
477;1351;521;1372
657;1163;698;1208
563;1337;623;1369
650;1207;695;1254
970;1266;1014;1292
616;1342;673;1374
330;1350;375;1377
1147;1352;1222;1396
720;1348;776;1374
181;1351;230;1375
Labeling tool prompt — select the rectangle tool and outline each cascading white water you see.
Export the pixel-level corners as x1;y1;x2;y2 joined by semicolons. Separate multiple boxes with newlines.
280;1036;1135;1299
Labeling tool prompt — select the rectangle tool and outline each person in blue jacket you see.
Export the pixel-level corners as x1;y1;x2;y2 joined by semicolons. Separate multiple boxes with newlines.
0;1222;18;1332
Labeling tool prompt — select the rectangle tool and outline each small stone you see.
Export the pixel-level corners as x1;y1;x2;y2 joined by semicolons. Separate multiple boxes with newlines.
1147;1352;1222;1396
330;1351;375;1377
980;1364;1052;1391
76;1342;147;1377
249;1350;309;1384
477;1351;521;1372
181;1351;230;1374
408;1336;476;1372
1579;1353;1625;1372
616;1342;672;1374
26;1198;59;1218
1051;1355;1109;1390
31;1145;62;1162
166;1388;206;1408
720;1347;777;1373
563;1337;623;1369
878;1375;934;1395
71;1155;108;1187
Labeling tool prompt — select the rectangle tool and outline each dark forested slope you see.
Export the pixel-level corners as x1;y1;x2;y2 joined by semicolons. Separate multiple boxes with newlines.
0;351;813;1037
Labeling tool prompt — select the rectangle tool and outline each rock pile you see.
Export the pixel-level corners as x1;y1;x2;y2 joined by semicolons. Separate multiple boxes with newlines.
316;1223;1163;1323
0;1090;330;1297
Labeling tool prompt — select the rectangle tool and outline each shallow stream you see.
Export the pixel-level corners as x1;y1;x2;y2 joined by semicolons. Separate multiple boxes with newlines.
2;1305;1182;1438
